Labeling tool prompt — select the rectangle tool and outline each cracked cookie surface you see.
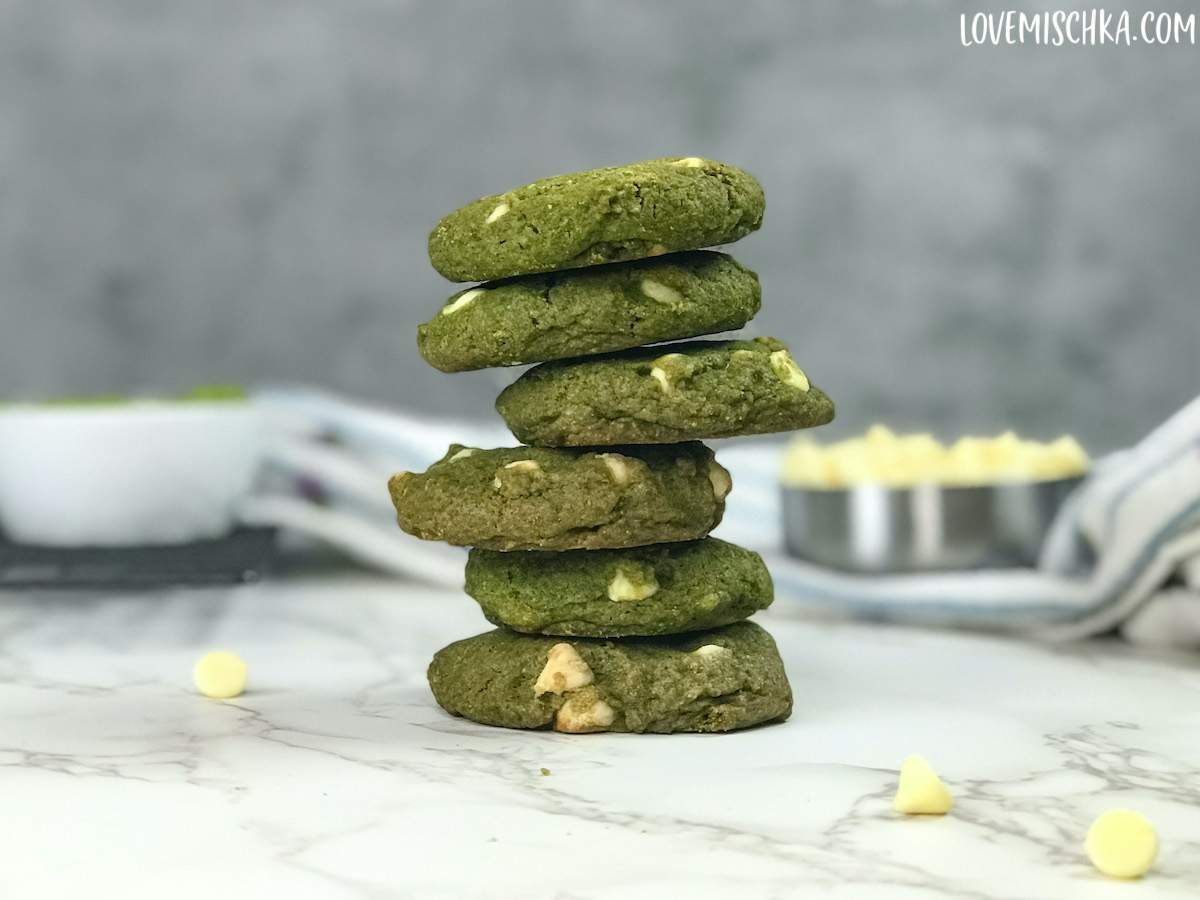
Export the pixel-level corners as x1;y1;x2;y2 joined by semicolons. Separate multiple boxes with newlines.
427;621;792;733
389;443;728;550
417;251;760;372
427;157;765;282
466;538;773;637
496;336;835;446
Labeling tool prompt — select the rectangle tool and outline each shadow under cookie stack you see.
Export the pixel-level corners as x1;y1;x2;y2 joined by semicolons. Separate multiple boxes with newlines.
390;157;835;735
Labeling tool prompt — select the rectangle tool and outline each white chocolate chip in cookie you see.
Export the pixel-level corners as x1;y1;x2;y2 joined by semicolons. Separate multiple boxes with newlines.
534;643;594;696
708;460;732;501
692;644;732;659
769;349;811;391
674;157;705;168
504;459;541;473
485;202;510;224
598;453;631;485
647;243;668;256
448;448;476;462
607;568;659;602
641;279;683;305
441;288;484;316
494;458;541;490
554;687;615;733
649;353;690;394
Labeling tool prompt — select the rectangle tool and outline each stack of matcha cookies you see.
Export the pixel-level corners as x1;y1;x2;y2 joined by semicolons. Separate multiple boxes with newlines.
391;157;835;734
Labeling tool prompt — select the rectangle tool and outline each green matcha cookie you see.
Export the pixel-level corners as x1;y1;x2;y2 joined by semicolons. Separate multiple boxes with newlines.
496;336;835;447
389;443;730;551
428;157;765;282
417;251;760;373
427;621;791;734
466;538;772;637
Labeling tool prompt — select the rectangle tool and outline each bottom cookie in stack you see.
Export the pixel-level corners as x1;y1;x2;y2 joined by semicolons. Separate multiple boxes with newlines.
428;621;792;734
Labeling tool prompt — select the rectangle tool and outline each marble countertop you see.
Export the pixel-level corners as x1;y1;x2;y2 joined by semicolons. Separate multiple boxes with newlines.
2;575;1199;899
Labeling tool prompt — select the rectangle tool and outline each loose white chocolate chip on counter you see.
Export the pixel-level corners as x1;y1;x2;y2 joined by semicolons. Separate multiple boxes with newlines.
441;288;484;316
193;651;248;700
1086;809;1158;879
893;755;953;815
534;643;594;696
708;460;732;501
769;350;810;391
782;425;1091;490
607;568;659;602
640;279;683;305
485;202;509;224
554;688;615;733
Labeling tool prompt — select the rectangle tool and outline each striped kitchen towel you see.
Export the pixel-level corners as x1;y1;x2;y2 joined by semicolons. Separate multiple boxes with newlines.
241;388;1200;646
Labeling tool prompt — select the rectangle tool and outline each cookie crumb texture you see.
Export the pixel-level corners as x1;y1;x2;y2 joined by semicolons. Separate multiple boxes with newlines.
427;158;765;282
466;538;773;637
389;443;727;550
497;337;835;446
417;252;760;372
427;621;792;734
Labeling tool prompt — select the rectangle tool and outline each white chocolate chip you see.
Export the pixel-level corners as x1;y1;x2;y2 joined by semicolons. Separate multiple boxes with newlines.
647;243;668;256
554;689;615;733
640;279;683;305
607;568;659;602
441;288;484;316
504;459;541;472
598;453;631;485
708;460;732;501
692;644;732;659
674;157;705;168
485;202;510;224
448;448;476;462
494;458;541;490
769;349;811;392
649;353;688;394
534;643;594;696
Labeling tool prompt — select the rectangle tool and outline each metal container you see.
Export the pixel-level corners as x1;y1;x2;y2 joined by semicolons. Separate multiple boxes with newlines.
782;477;1082;573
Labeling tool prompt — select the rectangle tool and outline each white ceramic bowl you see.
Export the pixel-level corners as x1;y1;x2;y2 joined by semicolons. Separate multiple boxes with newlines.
0;402;262;547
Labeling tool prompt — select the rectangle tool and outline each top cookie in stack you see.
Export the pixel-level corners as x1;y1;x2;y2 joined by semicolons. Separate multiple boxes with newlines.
393;157;835;735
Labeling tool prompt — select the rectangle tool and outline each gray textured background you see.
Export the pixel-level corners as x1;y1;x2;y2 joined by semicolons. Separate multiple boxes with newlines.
3;0;1197;452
